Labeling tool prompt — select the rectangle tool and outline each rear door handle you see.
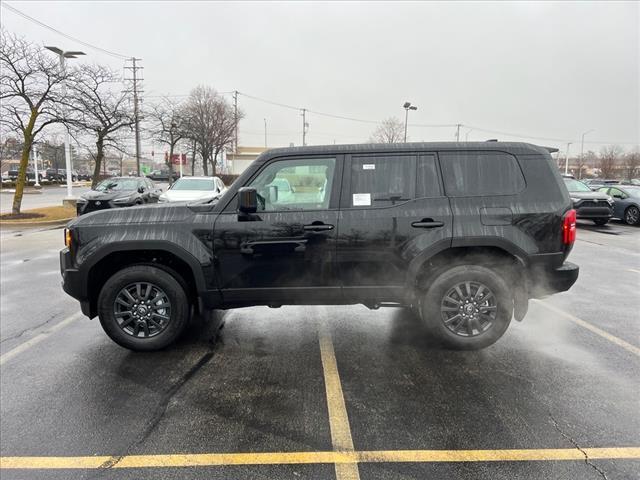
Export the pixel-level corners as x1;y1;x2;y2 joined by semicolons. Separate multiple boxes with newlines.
411;219;444;229
303;223;334;232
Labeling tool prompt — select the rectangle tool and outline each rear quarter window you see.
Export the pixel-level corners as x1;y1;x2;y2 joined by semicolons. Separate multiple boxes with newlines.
440;151;525;196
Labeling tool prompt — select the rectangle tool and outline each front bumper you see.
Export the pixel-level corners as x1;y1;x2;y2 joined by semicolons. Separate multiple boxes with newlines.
528;261;579;298
573;202;613;219
60;248;91;316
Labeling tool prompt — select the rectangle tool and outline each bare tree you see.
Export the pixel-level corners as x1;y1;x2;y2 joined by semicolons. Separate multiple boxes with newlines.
67;64;134;187
147;97;187;182
0;30;70;214
598;145;622;179
622;150;640;181
369;117;405;143
183;86;242;176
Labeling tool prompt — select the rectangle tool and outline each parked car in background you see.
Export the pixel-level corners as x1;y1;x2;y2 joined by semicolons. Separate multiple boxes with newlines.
597;185;640;225
5;168;43;182
77;171;92;181
563;178;614;225
76;177;162;215
147;169;180;182
158;176;226;203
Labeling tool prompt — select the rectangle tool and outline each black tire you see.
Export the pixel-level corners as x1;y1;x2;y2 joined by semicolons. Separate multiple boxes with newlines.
420;265;513;350
97;265;190;351
593;218;609;226
624;206;640;226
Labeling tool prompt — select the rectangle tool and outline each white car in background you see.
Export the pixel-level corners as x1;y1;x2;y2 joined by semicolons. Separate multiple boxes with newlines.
158;176;227;203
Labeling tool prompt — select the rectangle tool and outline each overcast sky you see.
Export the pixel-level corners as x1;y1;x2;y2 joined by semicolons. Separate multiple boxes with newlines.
2;1;638;156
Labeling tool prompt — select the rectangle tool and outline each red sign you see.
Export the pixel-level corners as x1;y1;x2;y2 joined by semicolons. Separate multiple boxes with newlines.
170;153;187;165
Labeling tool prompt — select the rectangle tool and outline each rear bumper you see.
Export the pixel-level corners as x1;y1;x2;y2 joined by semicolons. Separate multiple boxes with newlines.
528;261;579;298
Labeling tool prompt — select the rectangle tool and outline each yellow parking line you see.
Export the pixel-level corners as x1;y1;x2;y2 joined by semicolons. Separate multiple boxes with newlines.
318;323;361;480
2;448;639;469
534;301;640;357
0;312;83;366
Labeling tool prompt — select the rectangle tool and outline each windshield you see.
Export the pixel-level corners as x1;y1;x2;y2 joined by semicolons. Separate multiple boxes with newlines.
171;178;215;191
564;178;591;192
267;178;291;192
95;178;140;191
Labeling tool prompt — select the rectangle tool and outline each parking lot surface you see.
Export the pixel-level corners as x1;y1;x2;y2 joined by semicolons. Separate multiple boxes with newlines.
0;220;638;479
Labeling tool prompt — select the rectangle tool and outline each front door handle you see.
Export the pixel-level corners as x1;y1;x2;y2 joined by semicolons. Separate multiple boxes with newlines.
303;223;334;232
411;218;444;229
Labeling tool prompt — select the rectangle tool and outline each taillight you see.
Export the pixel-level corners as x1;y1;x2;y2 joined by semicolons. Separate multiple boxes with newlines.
562;209;576;245
64;228;72;248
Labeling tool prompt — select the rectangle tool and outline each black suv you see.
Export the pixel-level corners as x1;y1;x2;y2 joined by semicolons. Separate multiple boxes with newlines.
60;142;579;351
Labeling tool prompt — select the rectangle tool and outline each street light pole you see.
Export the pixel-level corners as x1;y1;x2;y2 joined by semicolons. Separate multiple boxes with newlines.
44;46;85;200
403;102;417;142
565;142;572;175
580;129;595;179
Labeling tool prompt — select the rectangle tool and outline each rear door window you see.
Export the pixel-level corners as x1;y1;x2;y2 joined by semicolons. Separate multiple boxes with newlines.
417;155;442;197
439;151;525;196
349;155;416;207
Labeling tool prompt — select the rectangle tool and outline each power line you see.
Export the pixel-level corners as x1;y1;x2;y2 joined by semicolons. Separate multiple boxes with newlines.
2;2;131;60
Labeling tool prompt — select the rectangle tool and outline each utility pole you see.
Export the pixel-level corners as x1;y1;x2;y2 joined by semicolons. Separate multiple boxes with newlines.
124;58;143;176
456;124;462;142
233;91;239;153
301;109;308;146
565;142;572;175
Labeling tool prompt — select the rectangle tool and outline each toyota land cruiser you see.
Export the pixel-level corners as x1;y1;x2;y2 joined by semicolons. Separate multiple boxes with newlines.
60;142;579;351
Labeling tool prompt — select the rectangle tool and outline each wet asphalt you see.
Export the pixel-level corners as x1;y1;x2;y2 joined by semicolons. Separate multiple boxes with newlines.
0;220;638;479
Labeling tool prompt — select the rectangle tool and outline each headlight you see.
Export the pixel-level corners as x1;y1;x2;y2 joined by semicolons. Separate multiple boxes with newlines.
606;196;614;205
570;197;580;203
158;195;168;203
76;197;87;204
112;195;135;204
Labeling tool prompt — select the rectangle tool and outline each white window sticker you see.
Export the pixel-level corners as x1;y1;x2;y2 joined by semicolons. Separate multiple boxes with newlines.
352;193;371;206
362;164;375;170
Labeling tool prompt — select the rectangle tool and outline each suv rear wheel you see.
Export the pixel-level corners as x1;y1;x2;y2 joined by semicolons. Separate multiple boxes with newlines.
97;265;189;351
624;206;639;225
420;265;512;350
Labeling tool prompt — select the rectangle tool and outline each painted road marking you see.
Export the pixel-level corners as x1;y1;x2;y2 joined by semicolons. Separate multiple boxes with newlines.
535;301;640;357
2;448;639;469
628;269;640;274
318;323;360;480
0;312;83;367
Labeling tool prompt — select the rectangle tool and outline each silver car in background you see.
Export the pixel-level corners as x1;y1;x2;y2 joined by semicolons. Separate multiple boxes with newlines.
158;176;227;203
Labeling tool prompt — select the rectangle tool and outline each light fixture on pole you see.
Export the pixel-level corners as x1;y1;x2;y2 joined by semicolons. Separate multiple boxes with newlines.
44;46;85;200
579;129;595;179
403;102;417;142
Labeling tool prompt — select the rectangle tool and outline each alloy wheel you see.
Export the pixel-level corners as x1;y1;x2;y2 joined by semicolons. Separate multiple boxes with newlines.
113;282;171;338
440;281;497;337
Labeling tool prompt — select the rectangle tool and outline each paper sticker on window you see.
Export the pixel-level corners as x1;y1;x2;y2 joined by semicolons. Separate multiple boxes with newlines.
362;164;375;170
352;193;371;206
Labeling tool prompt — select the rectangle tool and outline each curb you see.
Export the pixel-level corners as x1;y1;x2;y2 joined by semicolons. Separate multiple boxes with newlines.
0;217;75;228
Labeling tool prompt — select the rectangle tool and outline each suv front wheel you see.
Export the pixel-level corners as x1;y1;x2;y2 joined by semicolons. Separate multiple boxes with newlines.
97;265;190;351
420;265;513;350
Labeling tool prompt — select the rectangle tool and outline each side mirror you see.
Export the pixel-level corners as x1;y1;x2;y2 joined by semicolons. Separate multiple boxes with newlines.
613;194;623;199
138;186;145;193
238;187;257;214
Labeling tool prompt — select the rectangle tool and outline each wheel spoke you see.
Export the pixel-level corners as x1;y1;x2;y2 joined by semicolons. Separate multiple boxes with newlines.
469;318;482;334
441;306;459;312
123;289;136;304
148;318;162;329
465;282;471;298
143;284;152;300
120;317;135;328
479;305;497;312
152;312;169;321
152;302;170;310
136;283;142;300
142;322;150;337
115;311;132;318
444;314;462;325
473;285;485;301
133;323;140;337
115;297;132;308
444;296;461;306
454;285;464;300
